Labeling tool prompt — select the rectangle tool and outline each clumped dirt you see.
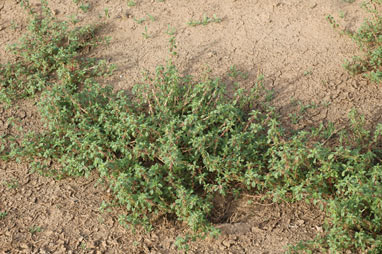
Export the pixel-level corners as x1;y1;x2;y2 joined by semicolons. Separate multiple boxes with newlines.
1;0;381;253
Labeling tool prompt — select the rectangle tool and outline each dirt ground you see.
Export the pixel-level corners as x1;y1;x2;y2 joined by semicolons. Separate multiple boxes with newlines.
1;0;381;253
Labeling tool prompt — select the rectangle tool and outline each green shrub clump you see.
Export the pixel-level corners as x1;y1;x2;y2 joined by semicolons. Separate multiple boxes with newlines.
0;0;109;104
23;62;277;234
2;1;382;253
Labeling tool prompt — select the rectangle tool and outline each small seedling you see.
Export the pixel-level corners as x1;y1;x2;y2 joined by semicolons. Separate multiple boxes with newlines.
147;14;155;22
303;69;313;76
166;24;176;35
3;180;18;189
80;242;87;249
339;10;346;19
0;212;8;219
79;4;90;13
322;101;331;108
169;36;177;55
187;14;222;26
104;8;110;18
127;0;136;7
29;226;42;234
133;17;145;24
142;26;150;39
326;14;340;29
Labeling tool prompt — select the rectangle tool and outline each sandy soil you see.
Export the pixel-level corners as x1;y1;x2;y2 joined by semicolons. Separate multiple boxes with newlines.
1;0;381;253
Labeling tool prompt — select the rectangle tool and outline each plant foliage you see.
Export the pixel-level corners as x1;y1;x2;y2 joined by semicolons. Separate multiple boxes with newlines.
329;0;382;83
0;0;108;104
1;1;382;253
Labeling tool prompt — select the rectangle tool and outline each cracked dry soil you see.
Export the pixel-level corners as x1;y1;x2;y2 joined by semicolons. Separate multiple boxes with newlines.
1;0;381;253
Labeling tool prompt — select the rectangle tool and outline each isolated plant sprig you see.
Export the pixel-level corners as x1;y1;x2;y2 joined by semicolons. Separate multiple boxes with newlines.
187;14;222;27
0;212;7;220
329;0;382;83
127;0;136;7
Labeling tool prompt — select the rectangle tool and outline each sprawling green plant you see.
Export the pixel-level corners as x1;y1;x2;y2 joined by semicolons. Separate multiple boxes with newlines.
281;113;382;253
2;1;382;252
329;0;382;82
0;0;108;104
21;62;277;234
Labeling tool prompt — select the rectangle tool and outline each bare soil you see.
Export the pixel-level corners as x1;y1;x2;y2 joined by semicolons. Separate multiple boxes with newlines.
1;0;381;253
